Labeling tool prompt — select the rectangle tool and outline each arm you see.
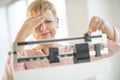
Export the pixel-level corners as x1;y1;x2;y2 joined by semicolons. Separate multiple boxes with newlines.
14;15;45;53
3;55;14;80
107;27;120;54
87;16;115;40
87;16;120;61
3;14;45;80
2;53;25;80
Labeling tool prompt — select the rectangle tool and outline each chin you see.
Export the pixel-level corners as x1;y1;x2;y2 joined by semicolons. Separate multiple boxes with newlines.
38;36;54;40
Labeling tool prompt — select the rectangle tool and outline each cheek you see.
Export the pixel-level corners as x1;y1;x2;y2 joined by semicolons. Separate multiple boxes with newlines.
32;30;39;39
50;27;57;37
49;24;57;32
51;23;57;30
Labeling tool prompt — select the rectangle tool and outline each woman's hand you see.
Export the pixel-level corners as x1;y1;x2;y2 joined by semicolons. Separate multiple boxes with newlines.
14;14;45;42
87;16;115;41
14;14;45;52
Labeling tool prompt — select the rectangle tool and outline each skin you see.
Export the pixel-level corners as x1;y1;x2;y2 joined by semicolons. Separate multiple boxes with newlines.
14;12;115;54
87;16;115;41
87;16;115;61
14;10;59;53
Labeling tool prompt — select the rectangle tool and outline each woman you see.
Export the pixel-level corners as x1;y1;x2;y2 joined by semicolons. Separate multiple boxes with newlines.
3;0;120;80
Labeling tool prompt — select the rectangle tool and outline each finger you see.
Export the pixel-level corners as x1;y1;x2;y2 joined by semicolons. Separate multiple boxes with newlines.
25;14;44;24
98;23;105;33
92;17;100;31
87;17;95;34
30;15;45;28
98;18;105;30
32;14;45;22
87;17;97;34
93;18;103;31
34;15;45;24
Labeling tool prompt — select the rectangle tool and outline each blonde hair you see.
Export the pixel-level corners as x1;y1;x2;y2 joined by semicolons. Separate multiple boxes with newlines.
27;0;57;18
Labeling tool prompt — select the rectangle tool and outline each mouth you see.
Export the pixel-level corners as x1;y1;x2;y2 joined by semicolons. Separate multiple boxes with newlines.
41;32;50;36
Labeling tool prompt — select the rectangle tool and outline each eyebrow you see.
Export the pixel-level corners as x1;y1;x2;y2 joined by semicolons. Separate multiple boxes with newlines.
45;18;55;20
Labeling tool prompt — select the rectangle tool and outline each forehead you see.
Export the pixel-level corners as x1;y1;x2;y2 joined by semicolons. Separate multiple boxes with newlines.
28;10;55;19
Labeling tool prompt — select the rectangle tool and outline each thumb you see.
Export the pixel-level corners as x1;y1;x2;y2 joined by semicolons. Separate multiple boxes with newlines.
86;27;92;35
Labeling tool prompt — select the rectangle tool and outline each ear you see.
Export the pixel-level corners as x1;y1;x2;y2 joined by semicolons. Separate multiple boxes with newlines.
56;17;59;25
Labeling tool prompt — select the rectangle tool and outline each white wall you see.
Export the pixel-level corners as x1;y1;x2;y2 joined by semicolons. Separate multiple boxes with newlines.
0;7;10;80
87;0;120;28
65;0;89;37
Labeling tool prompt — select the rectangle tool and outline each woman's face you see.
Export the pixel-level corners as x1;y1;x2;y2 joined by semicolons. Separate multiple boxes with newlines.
31;10;59;40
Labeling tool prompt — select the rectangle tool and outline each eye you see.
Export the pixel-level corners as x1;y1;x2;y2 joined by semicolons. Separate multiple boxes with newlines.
45;20;53;23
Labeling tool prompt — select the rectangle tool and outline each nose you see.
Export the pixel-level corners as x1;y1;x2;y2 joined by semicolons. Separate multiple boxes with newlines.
40;23;47;30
